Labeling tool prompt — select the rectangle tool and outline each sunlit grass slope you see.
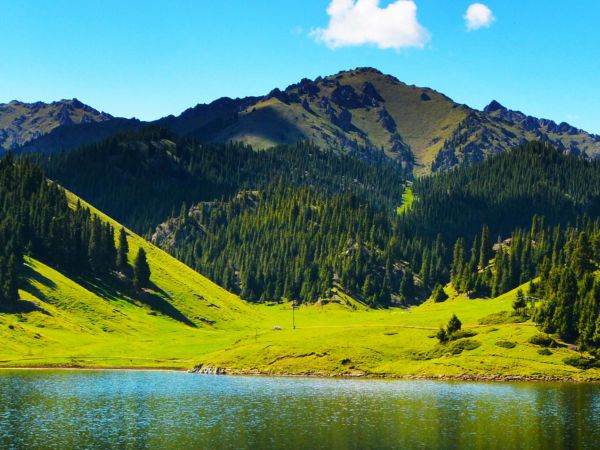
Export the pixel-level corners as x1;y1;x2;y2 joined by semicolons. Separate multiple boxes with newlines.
0;191;259;369
0;191;597;380
196;287;600;381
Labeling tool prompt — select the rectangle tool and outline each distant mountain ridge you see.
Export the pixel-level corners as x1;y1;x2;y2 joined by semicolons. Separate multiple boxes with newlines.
4;68;599;173
0;99;112;150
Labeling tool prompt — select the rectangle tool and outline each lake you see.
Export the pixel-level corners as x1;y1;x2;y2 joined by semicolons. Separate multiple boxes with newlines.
0;370;598;449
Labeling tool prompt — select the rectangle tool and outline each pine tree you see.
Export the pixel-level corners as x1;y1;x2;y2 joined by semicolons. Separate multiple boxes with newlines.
479;224;492;269
133;248;151;289
436;327;449;343
571;232;594;276
117;228;130;272
447;314;462;334
451;238;466;288
513;289;527;316
432;284;448;303
88;217;103;274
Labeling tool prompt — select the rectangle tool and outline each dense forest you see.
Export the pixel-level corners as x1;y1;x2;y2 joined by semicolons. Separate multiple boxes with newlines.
0;153;143;309
39;127;410;234
154;182;444;305
153;142;600;313
406;142;600;243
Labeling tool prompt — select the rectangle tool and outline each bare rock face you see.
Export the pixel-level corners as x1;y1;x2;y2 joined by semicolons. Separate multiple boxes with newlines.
378;108;397;133
361;82;384;107
331;85;363;109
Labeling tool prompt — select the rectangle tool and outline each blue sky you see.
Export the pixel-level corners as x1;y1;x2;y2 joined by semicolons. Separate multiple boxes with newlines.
1;1;598;133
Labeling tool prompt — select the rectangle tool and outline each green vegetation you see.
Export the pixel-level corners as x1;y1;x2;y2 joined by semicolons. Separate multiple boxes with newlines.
397;186;414;214
157;183;433;306
528;334;557;348
431;284;449;303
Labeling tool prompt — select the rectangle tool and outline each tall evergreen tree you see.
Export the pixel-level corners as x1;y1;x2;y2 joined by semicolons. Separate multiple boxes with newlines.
117;227;130;272
133;248;151;289
479;224;492;269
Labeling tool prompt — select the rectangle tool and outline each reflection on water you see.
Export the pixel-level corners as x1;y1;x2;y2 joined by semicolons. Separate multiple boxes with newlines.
0;370;598;449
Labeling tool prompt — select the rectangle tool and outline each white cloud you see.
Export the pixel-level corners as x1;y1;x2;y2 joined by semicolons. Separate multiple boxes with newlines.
464;3;495;31
311;0;430;50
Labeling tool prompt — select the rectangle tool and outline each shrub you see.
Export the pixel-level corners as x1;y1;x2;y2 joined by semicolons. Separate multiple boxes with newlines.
447;314;462;334
450;330;478;341
413;339;481;360
528;334;556;348
451;339;481;353
537;348;552;356
479;311;527;325
495;341;517;349
436;327;449;343
563;356;599;370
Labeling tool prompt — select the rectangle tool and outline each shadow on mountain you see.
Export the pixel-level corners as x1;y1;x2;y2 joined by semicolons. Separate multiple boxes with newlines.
21;259;197;328
22;263;57;289
209;105;307;146
0;298;52;315
138;286;197;328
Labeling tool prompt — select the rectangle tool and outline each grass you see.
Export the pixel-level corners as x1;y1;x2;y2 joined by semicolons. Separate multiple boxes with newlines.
0;191;598;380
397;187;414;214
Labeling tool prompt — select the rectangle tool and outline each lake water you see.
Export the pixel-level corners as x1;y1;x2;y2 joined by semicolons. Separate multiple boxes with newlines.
0;370;598;449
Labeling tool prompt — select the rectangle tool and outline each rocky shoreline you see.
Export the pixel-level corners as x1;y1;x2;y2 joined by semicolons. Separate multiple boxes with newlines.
189;364;600;383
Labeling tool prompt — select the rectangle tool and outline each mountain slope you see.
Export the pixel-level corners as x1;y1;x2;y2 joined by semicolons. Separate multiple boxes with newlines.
0;192;261;368
0;152;598;379
432;101;600;171
0;99;112;150
40;130;408;233
0;155;259;367
184;68;469;173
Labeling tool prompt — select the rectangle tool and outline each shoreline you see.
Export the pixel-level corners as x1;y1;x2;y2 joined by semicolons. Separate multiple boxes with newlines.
1;365;598;383
189;366;600;383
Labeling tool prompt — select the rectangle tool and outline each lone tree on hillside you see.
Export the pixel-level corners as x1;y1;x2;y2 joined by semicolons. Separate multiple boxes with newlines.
437;314;463;343
117;227;129;272
133;248;151;289
513;289;527;316
432;284;449;303
447;314;462;334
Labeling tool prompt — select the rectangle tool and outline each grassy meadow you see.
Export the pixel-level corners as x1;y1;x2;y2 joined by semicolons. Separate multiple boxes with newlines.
0;191;597;380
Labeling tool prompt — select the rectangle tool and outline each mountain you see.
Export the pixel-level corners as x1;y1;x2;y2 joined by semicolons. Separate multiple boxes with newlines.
0;99;113;151
9;68;599;174
17;117;143;155
161;67;468;173
432;100;600;171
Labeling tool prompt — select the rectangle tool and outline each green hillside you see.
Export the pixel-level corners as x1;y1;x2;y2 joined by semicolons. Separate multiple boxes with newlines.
2;248;599;380
0;191;259;369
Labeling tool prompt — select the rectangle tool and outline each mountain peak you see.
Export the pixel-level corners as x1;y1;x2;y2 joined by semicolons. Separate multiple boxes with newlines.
484;100;506;113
